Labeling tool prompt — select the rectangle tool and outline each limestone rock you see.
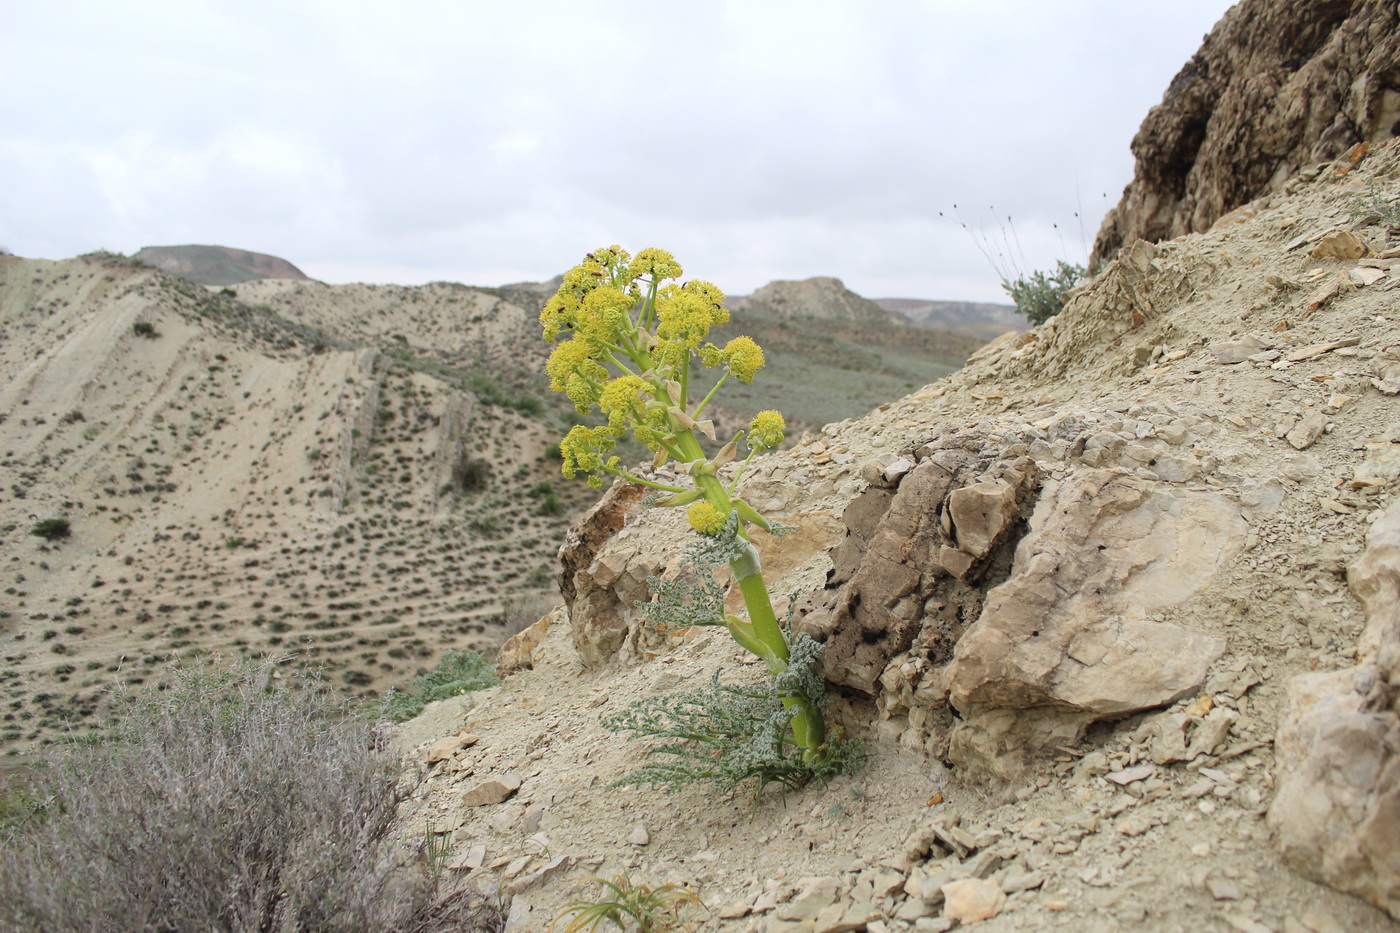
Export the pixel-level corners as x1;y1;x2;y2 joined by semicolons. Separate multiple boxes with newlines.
794;432;1039;696
495;606;559;679
940;878;1006;924
1286;410;1327;450
556;479;654;667
1092;0;1400;264
461;773;521;807
1310;231;1370;260
1269;497;1400;919
946;470;1240;776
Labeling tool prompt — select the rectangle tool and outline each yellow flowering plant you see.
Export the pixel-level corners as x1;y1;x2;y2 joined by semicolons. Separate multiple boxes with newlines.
542;246;849;785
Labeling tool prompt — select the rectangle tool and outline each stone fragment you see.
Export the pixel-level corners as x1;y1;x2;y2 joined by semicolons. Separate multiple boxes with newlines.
495;608;556;678
946;471;1240;778
426;731;481;764
507;854;570;894
1269;497;1400;920
1000;869;1045;893
1286;411;1327;450
627;823;650;846
814;899;882;933
1349;266;1386;287
447;844;487;872
1185;707;1237;758
1310;231;1368;260
461;773;521;807
941;878;1006;924
776;876;839;922
1106;763;1156;785
1213;336;1265;364
1207;878;1243;901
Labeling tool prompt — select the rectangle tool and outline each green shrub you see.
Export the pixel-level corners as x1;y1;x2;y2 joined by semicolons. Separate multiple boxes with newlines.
381;649;497;723
1001;260;1086;325
29;519;70;542
132;321;159;339
0;663;502;932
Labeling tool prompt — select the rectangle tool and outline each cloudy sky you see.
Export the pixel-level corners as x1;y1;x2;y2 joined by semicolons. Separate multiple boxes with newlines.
1;1;1237;302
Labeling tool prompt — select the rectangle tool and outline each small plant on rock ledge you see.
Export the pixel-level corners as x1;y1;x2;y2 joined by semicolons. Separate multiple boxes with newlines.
540;246;860;796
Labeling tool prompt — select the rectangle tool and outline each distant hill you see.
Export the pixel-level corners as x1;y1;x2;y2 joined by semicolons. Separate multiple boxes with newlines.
132;244;311;286
874;297;1027;341
730;276;903;325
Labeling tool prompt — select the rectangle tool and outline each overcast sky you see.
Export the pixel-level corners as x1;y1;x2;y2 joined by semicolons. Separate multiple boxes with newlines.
1;1;1237;303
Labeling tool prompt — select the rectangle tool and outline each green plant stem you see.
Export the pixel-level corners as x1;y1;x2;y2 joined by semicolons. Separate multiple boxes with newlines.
691;372;728;418
672;423;827;761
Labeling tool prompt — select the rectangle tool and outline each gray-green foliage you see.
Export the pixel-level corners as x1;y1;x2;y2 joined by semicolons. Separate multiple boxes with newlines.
1001;259;1086;325
1347;177;1400;227
603;634;862;797
0;663;500;932
381;648;497;722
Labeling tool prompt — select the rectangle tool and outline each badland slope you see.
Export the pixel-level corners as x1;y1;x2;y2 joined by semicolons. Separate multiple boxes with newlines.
394;141;1400;932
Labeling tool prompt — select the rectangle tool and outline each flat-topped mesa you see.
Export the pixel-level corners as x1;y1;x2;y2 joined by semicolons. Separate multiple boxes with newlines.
133;244;312;286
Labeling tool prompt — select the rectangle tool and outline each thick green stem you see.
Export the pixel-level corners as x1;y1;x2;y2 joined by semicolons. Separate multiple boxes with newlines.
672;424;826;759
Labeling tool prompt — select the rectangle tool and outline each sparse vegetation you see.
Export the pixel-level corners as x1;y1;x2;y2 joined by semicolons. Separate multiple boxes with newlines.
551;874;701;933
132;321;159;339
1001;259;1087;325
29;518;70;542
0;663;502;932
381;648;497;722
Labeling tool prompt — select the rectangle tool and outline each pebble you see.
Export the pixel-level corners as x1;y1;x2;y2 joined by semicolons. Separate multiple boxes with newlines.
1208;878;1244;901
627;822;651;846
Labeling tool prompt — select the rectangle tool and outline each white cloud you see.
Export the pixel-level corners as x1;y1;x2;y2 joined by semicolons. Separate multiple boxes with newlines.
0;0;1238;302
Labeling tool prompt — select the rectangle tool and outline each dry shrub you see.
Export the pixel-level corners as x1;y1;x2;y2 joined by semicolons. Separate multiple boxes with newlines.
0;663;501;933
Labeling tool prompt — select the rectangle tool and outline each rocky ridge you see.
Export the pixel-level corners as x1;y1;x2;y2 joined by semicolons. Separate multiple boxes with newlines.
1093;0;1400;265
392;141;1400;931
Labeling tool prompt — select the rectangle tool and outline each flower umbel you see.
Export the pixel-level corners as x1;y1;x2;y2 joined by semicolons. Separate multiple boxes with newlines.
540;247;848;793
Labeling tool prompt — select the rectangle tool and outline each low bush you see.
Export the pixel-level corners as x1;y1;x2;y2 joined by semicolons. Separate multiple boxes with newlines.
381;649;497;723
0;663;502;932
29;518;70;541
1001;259;1086;325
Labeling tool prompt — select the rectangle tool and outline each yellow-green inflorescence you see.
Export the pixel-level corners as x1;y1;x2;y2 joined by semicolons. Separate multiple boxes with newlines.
542;246;831;766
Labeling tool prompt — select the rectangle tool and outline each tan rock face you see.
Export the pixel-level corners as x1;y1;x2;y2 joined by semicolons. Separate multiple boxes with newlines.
798;421;1244;780
1269;497;1400;920
1092;0;1400;265
556;480;651;667
793;433;1039;696
947;470;1240;717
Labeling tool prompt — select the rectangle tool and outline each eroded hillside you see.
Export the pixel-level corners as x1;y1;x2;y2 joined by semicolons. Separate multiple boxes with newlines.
0;256;584;750
392;142;1400;931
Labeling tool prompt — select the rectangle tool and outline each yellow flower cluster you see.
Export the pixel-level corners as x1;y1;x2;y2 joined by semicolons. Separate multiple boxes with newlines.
558;424;621;488
687;500;726;536
653;281;730;369
598;374;652;435
747;410;785;449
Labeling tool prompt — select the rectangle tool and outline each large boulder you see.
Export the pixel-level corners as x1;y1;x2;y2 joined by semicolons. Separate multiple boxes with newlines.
1269;496;1400;919
1092;0;1400;266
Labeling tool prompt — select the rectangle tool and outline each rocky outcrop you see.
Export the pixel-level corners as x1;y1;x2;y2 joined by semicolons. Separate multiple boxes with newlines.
788;418;1245;780
1092;0;1400;265
133;244;312;286
733;276;904;325
1270;496;1400;919
556;479;655;667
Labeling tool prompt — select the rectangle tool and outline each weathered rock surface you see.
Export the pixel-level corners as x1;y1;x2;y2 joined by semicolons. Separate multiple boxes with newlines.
495;606;560;679
1270;497;1400;919
556;479;652;667
795;433;1039;696
1092;0;1400;265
